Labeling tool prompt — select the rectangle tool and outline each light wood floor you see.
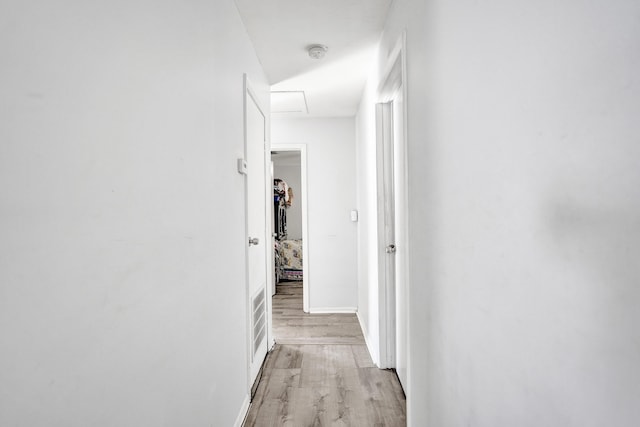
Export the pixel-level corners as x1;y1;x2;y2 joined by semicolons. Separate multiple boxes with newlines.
243;282;406;427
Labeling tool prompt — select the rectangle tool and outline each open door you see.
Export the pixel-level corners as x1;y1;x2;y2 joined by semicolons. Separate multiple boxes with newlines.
244;76;268;389
376;101;397;370
376;32;408;391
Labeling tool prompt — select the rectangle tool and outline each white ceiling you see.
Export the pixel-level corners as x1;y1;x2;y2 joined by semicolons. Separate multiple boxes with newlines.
272;151;301;167
234;0;393;117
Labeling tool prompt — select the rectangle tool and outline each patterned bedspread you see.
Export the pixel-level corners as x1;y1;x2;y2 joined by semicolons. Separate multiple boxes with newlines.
279;239;303;270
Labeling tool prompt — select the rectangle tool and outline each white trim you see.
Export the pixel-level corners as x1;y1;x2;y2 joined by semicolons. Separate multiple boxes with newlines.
262;96;274;381
378;34;405;100
233;394;251;427
242;74;251;391
357;310;380;367
271;143;310;313
399;29;410;395
309;307;357;314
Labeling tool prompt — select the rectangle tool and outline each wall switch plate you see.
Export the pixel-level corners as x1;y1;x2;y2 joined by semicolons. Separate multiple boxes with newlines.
350;210;358;222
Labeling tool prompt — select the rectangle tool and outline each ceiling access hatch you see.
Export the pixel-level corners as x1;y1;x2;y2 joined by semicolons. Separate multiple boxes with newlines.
271;91;308;114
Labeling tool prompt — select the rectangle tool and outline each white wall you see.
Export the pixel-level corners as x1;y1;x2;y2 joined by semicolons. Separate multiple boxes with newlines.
355;77;382;363
0;1;268;426
273;159;302;240
357;0;640;425
272;118;358;311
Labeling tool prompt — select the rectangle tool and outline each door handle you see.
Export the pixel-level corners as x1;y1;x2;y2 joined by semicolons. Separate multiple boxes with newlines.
385;244;396;253
249;237;260;246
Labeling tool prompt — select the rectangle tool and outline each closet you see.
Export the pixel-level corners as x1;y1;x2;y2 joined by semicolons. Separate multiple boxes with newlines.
273;179;288;240
273;177;303;283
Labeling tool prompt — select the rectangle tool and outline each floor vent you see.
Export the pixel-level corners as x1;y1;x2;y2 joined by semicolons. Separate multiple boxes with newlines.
252;290;266;358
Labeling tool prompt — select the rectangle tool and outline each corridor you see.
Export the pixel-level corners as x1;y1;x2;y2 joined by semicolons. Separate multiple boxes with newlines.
243;283;406;426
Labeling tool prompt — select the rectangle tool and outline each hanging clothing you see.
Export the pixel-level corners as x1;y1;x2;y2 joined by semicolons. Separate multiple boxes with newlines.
274;179;288;240
286;187;294;207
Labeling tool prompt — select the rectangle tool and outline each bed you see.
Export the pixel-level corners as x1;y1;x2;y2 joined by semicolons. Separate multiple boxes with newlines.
275;239;303;282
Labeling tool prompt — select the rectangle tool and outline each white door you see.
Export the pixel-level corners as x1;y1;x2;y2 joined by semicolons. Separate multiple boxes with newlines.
244;79;268;386
377;101;397;369
376;89;408;391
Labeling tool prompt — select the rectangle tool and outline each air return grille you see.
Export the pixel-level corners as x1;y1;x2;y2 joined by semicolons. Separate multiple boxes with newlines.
252;290;266;358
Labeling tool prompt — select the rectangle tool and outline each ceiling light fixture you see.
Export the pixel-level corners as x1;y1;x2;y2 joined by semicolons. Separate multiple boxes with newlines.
308;44;328;60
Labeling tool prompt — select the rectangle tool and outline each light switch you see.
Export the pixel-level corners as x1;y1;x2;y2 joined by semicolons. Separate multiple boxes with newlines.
350;210;358;222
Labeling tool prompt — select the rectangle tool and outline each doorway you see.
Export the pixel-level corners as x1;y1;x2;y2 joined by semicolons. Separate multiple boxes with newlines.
376;33;408;390
270;144;309;320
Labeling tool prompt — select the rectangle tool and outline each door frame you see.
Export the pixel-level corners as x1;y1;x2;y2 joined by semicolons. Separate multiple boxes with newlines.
376;32;408;370
243;74;272;389
270;143;310;313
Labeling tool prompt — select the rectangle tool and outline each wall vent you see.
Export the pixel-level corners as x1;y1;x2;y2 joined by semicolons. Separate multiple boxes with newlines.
252;290;266;359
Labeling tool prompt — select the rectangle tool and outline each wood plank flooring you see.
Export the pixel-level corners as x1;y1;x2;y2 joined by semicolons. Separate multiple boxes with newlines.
272;282;364;345
243;282;406;427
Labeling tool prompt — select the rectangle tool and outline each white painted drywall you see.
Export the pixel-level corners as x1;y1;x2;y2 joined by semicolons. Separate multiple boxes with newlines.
273;158;302;240
272;118;358;311
357;0;640;425
0;1;269;425
355;77;382;364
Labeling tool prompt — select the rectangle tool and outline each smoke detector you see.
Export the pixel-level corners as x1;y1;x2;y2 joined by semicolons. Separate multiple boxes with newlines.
308;44;328;59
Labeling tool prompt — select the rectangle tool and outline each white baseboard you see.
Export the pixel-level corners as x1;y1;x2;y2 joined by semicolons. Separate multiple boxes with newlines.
233;394;251;427
356;310;380;367
309;306;357;314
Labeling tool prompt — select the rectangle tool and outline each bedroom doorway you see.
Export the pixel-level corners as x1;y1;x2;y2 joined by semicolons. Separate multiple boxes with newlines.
270;144;309;320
